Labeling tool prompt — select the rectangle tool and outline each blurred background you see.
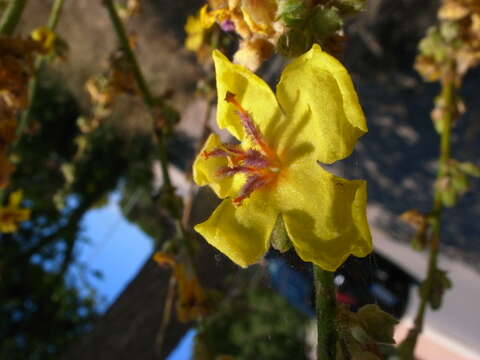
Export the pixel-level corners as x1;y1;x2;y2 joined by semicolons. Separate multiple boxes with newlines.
1;0;479;359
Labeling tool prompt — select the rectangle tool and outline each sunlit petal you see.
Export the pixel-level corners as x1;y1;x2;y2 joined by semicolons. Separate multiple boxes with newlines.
276;44;367;164
194;192;277;267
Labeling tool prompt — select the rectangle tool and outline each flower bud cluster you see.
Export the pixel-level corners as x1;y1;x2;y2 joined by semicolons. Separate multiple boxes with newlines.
416;0;480;81
185;0;366;71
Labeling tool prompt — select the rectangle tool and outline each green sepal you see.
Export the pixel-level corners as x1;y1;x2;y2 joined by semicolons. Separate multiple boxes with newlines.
270;215;292;253
277;28;311;57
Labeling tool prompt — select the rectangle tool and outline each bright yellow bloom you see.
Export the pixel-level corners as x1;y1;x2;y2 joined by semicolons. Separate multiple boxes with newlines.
0;190;30;233
185;5;215;52
31;27;56;53
193;45;372;271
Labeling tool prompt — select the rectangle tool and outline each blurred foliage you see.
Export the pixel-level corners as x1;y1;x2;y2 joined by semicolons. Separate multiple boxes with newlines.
0;70;190;356
194;286;309;360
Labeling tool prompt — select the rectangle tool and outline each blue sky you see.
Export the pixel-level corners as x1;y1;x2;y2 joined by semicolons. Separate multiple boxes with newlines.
75;192;193;358
75;192;153;310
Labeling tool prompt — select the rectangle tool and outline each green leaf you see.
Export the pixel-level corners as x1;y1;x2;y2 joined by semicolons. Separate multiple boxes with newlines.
428;268;452;310
357;304;399;344
411;228;428;251
441;187;457;207
458;162;480;177
452;172;469;195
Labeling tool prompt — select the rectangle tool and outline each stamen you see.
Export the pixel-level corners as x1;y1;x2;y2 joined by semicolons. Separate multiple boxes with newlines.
225;91;276;159
215;165;253;178
233;175;268;206
243;149;269;168
200;92;283;206
202;143;243;159
202;148;229;159
223;143;244;155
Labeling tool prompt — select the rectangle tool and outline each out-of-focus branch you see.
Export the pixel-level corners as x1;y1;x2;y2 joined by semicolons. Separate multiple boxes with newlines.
0;0;28;35
398;66;456;359
17;0;67;141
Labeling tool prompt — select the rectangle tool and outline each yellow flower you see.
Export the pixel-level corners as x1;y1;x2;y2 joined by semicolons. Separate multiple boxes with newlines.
185;5;215;52
31;26;56;53
193;45;372;271
0;190;30;232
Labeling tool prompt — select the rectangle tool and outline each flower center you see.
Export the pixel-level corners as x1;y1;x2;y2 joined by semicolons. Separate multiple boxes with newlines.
202;91;281;206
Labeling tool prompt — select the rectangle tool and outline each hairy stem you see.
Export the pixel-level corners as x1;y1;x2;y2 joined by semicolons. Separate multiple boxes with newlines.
0;0;28;35
398;72;455;359
314;266;337;360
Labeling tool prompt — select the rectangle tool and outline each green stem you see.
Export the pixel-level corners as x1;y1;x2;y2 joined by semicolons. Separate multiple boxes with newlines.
314;266;337;360
16;0;66;142
103;0;156;107
103;0;191;263
0;0;28;35
398;73;455;359
46;0;65;29
103;0;174;192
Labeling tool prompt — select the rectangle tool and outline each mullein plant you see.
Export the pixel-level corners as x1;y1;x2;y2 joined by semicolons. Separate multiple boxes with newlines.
187;0;399;359
399;0;480;358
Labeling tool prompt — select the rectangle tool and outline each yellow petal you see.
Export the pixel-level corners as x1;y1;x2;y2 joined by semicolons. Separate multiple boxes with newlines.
212;50;281;141
199;5;216;28
194;193;277;267
193;133;245;198
276;44;367;164
16;209;30;222
272;160;372;271
185;34;203;52
9;190;23;207
0;222;17;233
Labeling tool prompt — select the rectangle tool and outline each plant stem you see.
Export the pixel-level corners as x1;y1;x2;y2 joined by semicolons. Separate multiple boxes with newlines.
46;0;65;29
314;265;337;360
0;0;28;35
103;0;173;190
103;0;156;107
398;72;455;359
16;0;66;142
103;0;193;257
